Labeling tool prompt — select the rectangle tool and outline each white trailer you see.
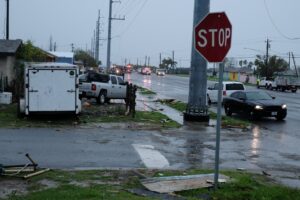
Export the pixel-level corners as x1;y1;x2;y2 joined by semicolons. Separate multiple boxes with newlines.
19;63;81;116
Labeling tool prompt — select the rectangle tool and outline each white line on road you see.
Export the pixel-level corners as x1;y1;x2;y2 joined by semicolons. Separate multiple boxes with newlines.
132;144;170;169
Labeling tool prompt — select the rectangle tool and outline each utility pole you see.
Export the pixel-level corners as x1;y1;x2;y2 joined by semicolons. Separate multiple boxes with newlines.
148;56;150;67
54;42;57;51
159;53;162;67
288;52;291;69
95;10;101;64
106;0;125;72
292;52;299;77
172;50;175;69
49;36;53;51
184;0;210;122
71;43;74;52
265;38;271;78
6;0;9;40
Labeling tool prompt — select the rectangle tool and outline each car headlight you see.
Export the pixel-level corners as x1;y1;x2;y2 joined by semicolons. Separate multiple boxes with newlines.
282;104;287;109
255;105;263;110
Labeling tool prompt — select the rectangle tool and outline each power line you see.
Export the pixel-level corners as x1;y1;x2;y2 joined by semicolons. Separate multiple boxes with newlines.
114;0;148;37
263;0;300;40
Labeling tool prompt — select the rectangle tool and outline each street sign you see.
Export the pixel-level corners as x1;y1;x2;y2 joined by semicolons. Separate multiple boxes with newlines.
194;12;232;63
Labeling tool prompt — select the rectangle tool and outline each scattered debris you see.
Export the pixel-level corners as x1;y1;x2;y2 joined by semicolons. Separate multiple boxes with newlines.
0;154;50;179
237;168;246;171
127;188;186;200
141;174;230;193
262;171;272;176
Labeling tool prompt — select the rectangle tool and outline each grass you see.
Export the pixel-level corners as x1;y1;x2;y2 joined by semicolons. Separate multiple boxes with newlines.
137;87;156;95
0;104;180;129
2;169;300;200
158;100;250;128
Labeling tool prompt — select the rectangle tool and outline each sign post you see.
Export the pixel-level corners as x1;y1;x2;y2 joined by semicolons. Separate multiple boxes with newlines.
194;12;232;189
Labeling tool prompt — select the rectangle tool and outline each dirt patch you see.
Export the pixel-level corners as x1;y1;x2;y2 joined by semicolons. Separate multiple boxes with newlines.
37;179;59;189
0;179;28;199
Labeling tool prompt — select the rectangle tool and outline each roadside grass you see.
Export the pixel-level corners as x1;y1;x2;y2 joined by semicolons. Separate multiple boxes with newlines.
3;169;300;200
0;104;180;129
137;87;156;95
158;100;250;128
80;110;180;128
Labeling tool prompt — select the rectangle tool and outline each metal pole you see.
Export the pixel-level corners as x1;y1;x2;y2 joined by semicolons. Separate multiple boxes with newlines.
214;62;224;190
106;0;113;72
185;0;210;122
6;0;9;40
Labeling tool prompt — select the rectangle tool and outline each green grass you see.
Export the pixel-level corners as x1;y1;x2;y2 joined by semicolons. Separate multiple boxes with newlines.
0;104;180;129
137;87;156;95
3;169;300;200
158;100;250;128
80;110;180;128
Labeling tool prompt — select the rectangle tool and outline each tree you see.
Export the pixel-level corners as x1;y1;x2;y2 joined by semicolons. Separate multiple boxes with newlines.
74;50;98;68
16;40;48;62
254;55;288;78
159;57;177;70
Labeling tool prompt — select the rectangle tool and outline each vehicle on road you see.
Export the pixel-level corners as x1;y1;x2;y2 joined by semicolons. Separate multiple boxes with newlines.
156;69;165;76
257;77;274;89
223;90;287;120
79;71;127;104
141;67;151;75
207;81;245;104
272;76;299;93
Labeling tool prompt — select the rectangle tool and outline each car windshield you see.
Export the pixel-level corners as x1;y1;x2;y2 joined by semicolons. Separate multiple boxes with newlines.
246;91;273;100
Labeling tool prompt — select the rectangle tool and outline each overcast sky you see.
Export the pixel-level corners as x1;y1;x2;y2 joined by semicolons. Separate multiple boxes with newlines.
1;0;300;67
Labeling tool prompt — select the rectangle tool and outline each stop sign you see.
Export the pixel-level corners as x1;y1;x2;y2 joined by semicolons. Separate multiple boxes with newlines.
194;12;232;63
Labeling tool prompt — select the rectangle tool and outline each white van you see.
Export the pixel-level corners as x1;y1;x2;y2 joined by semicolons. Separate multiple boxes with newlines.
207;81;245;104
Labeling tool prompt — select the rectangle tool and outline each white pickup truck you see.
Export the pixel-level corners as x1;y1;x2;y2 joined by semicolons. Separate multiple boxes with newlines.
79;72;127;104
257;77;274;89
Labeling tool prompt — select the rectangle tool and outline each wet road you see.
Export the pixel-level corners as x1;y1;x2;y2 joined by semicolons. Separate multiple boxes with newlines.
126;72;300;136
1;126;300;188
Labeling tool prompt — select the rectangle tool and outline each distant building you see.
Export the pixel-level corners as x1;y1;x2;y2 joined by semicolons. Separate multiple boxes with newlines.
49;51;74;64
0;39;22;90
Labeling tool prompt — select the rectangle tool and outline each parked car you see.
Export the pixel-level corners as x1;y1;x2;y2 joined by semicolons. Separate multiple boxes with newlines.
223;90;287;120
207;81;245;104
79;72;127;104
156;69;166;76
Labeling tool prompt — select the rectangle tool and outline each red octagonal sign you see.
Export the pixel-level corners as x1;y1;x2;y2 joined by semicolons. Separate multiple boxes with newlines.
194;12;232;63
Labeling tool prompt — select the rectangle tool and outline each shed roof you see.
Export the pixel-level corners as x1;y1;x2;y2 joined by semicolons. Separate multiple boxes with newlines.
49;51;74;58
0;39;22;54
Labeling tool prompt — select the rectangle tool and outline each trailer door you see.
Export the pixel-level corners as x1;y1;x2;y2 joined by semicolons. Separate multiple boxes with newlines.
28;69;76;112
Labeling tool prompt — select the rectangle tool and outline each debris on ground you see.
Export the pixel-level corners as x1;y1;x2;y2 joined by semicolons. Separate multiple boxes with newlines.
0;154;50;179
141;174;230;193
127;188;186;200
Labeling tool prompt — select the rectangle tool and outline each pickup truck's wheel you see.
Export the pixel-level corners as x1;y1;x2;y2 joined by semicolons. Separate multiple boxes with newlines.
97;91;106;104
292;89;297;93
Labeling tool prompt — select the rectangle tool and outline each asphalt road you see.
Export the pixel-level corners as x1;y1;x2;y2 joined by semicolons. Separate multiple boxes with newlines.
126;72;300;136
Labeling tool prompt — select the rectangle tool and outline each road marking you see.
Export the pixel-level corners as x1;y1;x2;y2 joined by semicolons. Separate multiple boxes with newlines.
132;144;170;169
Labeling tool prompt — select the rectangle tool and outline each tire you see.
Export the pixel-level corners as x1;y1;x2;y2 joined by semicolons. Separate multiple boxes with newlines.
292;89;297;93
224;106;232;116
97;91;106;104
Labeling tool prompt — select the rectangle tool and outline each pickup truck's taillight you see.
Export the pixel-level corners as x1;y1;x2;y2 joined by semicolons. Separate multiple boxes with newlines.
223;91;226;96
91;84;96;91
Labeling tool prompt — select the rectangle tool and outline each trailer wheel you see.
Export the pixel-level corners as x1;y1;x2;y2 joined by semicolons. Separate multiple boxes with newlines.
97;91;107;104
